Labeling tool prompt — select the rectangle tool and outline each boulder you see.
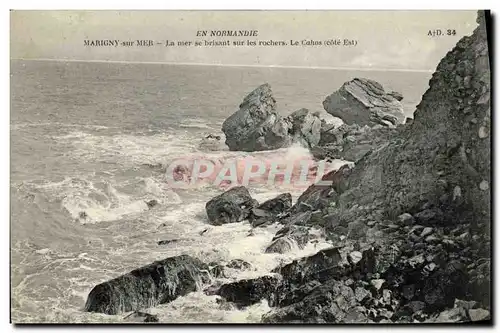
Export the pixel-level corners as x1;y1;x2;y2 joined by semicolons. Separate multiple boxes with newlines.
214;275;281;307
272;247;345;283
84;255;208;315
322;78;405;127
205;186;258;225
249;193;292;227
222;83;291;151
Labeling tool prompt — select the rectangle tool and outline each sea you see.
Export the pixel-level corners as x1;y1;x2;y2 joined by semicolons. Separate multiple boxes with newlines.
10;59;432;323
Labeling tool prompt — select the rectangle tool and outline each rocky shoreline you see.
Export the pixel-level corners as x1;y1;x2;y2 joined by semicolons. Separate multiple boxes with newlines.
83;11;491;324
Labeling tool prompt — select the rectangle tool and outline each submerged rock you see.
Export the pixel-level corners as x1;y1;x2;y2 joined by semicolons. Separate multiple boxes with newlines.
123;311;159;323
225;259;252;270
198;133;228;151
323;78;405;127
205;186;258;225
84;255;208;315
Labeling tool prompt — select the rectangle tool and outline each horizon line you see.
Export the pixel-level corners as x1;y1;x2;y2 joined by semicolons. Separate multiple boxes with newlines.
11;58;434;73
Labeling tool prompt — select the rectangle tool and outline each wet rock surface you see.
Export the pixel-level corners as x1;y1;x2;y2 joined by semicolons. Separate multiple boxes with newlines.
249;193;292;227
84;255;208;315
123;311;159;323
205;186;258;226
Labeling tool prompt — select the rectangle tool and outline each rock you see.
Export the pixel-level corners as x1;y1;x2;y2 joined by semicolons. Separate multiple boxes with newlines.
397;213;415;226
355;287;371;303
348;251;363;265
257;193;292;215
433;307;468;323
425;235;440;243
388;91;404;101
287;108;322;148
454;299;477;310
414;210;444;225
208;262;225;278
222;85;324;151
272;247;344;283
157;239;180;246
407;301;426;313
205;186;258;225
199;134;228;151
420;227;434;238
215;275;280;307
123;311;159;323
222;83;291;151
322;78;405;127
262;279;360;323
370;279;386;291
84;255;208;315
468;308;490;321
316;123;398;162
266;224;311;254
226;259;252;270
146;199;158;209
249;193;292;227
265;237;295;254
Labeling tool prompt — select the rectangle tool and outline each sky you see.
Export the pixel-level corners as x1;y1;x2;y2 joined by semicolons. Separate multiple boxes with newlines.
10;10;478;70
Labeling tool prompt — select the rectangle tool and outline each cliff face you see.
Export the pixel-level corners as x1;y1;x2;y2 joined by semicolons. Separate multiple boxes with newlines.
340;11;490;224
261;11;490;323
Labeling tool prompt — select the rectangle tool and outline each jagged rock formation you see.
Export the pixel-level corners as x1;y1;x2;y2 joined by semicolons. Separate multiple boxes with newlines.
257;11;491;323
323;78;406;127
205;186;258;226
221;84;322;151
84;255;209;315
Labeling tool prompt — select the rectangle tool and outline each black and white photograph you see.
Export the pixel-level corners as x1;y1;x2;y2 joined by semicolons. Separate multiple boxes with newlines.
9;9;491;324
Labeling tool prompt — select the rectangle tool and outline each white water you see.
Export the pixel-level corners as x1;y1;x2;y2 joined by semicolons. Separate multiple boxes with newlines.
11;125;344;323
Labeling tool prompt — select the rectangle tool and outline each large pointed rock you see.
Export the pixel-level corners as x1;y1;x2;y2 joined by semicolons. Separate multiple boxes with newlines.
222;84;292;151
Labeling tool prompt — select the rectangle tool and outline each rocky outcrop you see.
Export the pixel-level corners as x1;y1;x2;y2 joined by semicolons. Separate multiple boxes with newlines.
260;11;491;323
222;84;291;151
205;186;258;225
323;78;405;127
84;255;208;315
222;84;322;151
